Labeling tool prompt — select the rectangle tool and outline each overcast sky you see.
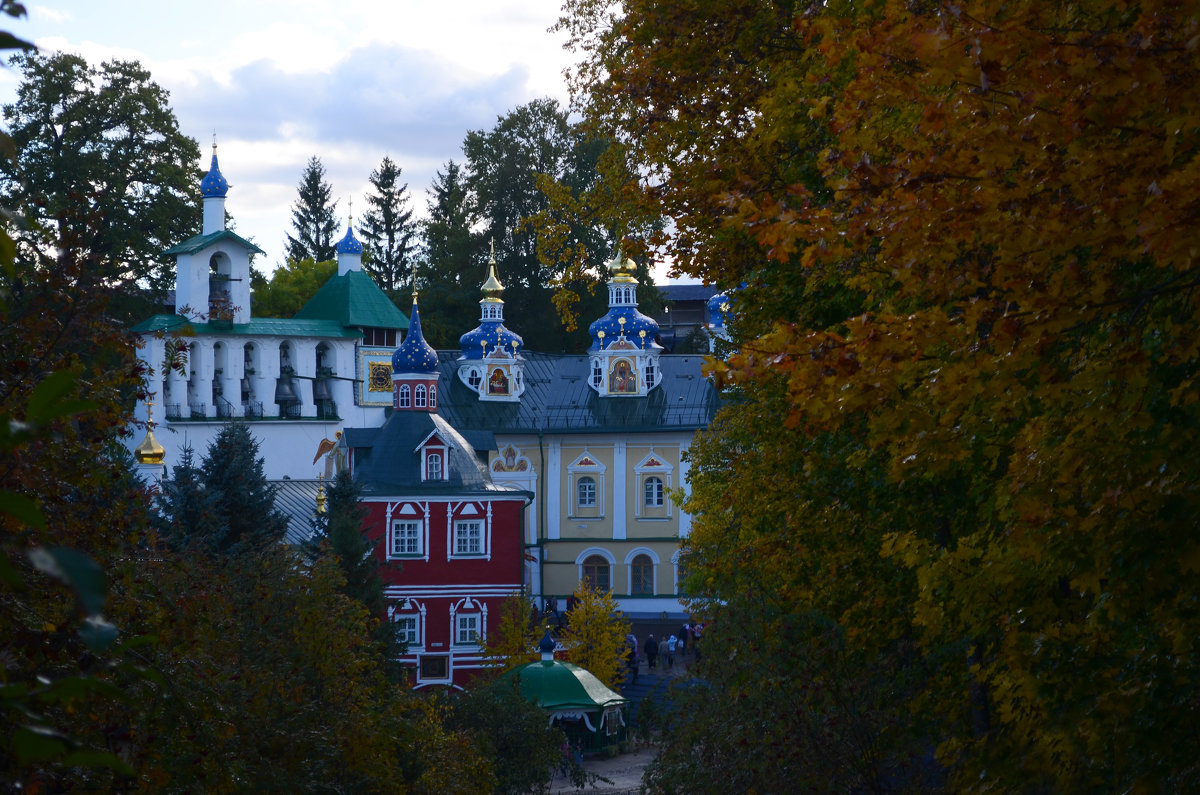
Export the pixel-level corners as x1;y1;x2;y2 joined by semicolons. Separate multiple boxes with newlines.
0;0;585;274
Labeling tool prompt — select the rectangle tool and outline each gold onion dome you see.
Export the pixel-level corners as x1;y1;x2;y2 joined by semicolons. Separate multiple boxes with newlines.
134;426;166;465
481;242;504;302
609;247;638;284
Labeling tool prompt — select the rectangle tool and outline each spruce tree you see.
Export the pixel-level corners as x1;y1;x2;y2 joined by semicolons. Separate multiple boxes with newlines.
419;160;482;346
198;424;289;553
359;156;417;293
284;156;338;264
155;444;219;550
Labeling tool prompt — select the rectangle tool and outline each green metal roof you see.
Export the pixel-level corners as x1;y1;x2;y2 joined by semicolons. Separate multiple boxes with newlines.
162;229;264;256
294;269;409;330
500;660;628;712
130;314;361;338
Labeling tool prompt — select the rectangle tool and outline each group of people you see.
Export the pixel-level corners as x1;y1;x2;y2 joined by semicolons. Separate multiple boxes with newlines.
624;621;705;682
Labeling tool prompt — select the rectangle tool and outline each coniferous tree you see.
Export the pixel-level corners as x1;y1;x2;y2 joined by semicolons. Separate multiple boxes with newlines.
420;160;484;346
359;156;417;293
284;156;338;264
155;444;219;549
197;423;289;554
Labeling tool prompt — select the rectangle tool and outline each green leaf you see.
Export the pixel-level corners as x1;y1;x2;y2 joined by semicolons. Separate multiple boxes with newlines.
0;31;34;51
78;616;119;653
12;725;68;763
25;371;96;426
0;490;45;529
27;546;107;615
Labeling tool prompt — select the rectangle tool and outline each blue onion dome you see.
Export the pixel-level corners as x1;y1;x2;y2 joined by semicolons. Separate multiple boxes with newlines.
588;306;661;352
335;224;363;255
539;629;556;655
392;293;438;374
459;321;524;360
707;290;732;328
199;146;229;198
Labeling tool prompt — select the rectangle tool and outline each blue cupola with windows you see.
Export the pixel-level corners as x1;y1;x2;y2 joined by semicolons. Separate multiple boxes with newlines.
335;222;364;275
456;244;526;402
585;247;663;398
587;248;661;354
392;292;437;375
392;290;440;412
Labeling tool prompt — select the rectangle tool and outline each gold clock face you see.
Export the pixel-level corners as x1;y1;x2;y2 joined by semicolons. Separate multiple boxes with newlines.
368;362;392;392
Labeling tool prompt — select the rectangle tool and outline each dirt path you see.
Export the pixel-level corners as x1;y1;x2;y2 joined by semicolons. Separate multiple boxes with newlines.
549;746;656;794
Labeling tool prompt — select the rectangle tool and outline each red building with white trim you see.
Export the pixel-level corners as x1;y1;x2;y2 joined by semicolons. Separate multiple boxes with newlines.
345;294;530;688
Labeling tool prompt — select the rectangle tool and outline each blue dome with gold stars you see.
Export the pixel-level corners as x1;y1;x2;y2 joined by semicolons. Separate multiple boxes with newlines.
200;151;229;198
335;224;363;255
459;319;523;361
707;290;732;329
588;306;661;353
392;297;438;374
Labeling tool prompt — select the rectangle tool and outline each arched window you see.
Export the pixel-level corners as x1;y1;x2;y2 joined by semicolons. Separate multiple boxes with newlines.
644;476;664;507
578;476;597;508
630;554;654;595
582;555;611;592
415;384;427;408
429;384;437;408
398;384;411;408
591;361;603;388
427;453;442;481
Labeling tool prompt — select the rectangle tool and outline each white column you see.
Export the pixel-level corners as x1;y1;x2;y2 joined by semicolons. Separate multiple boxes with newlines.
547;440;561;540
296;341;317;418
612;440;627;540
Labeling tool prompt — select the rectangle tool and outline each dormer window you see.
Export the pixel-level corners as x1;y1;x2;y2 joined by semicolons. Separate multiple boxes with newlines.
591;360;603;388
468;369;482;389
426;452;443;481
646;360;658;389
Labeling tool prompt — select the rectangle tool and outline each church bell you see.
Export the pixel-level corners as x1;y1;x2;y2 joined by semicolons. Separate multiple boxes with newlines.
312;377;332;401
274;375;299;404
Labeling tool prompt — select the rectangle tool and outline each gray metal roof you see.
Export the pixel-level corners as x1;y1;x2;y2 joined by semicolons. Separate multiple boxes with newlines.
352;411;519;497
658;283;719;303
271;478;323;544
435;351;719;435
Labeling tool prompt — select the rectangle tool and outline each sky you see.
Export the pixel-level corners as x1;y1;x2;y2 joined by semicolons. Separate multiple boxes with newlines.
0;0;594;275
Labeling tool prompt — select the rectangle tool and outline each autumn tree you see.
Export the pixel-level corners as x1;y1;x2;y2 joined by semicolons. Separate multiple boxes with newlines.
359;155;417;293
482;591;539;674
561;580;629;690
0;51;200;296
560;0;1200;790
284;155;338;264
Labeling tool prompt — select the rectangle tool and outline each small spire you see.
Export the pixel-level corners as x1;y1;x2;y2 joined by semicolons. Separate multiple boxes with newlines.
489;238;496;263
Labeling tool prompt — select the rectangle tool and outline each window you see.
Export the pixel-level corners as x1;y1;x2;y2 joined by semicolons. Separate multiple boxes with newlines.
644;476;664;507
420;655;448;680
630;554;654;595
454;520;483;555
456;613;480;645
468;369;482;388
394;615;419;646
391;520;422;556
415;384;427;407
582;554;611;592
578;476;597;507
426;453;443;481
398;384;411;408
591;361;602;388
646;360;657;388
429;385;437;408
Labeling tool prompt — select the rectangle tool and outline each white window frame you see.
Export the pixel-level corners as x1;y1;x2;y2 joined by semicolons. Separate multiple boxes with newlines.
426;451;443;481
456;613;481;645
429;384;437;408
633;451;674;519
388;598;425;651
567;452;606;518
578;476;597;508
644;476;664;508
453;519;484;556
415;384;427;408
390;519;423;557
398;383;411;408
576;547;616;593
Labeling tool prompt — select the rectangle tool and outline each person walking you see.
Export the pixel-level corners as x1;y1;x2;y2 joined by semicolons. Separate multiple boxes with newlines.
666;634;678;669
645;634;659;670
679;622;690;657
